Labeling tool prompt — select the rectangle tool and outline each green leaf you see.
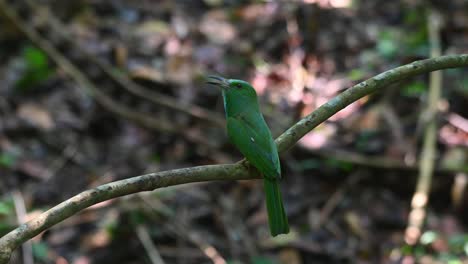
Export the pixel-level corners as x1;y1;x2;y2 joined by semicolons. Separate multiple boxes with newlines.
447;234;468;254
401;81;427;97
0;153;16;168
348;69;366;81
376;30;398;59
0;223;15;237
403;9;428;52
15;46;53;91
298;159;321;170
458;78;468;94
420;231;438;245
151;154;161;163
32;242;49;261
325;158;353;171
413;245;426;258
24;46;48;69
355;130;378;152
400;244;412;255
438;252;459;263
0;202;12;216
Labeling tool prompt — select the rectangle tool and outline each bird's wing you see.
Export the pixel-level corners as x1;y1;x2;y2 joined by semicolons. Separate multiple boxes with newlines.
227;113;280;180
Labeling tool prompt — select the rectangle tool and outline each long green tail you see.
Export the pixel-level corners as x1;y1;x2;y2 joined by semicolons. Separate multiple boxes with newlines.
264;179;289;236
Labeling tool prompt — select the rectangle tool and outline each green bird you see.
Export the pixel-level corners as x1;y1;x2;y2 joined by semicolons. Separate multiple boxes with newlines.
207;76;289;236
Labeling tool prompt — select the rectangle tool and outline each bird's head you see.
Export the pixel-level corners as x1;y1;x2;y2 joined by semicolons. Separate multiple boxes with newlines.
207;76;257;98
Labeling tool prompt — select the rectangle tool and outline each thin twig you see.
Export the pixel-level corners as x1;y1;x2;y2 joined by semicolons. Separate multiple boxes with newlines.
135;225;166;264
318;172;364;228
11;191;33;264
138;195;227;264
304;147;468;173
405;9;443;245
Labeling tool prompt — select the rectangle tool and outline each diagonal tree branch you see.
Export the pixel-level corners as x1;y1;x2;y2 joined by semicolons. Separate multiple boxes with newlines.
0;54;467;263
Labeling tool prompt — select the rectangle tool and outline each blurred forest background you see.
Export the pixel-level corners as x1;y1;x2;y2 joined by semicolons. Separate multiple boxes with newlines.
0;0;468;263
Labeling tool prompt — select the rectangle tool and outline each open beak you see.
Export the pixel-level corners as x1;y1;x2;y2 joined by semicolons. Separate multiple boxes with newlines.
206;75;229;89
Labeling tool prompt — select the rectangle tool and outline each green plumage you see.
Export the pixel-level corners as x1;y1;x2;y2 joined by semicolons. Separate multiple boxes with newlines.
207;76;289;236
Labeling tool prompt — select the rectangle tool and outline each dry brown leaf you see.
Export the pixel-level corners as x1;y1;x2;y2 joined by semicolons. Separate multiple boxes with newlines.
17;103;55;131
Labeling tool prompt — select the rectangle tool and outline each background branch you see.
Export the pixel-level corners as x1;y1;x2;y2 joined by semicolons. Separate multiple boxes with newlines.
0;51;467;263
405;9;443;245
0;0;222;147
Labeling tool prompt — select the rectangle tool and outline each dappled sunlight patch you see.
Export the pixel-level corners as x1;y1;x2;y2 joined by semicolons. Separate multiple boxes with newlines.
440;113;468;146
298;123;336;149
203;246;226;264
303;0;352;8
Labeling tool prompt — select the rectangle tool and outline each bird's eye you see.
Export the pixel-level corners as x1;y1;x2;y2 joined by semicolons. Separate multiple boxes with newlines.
234;83;242;88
